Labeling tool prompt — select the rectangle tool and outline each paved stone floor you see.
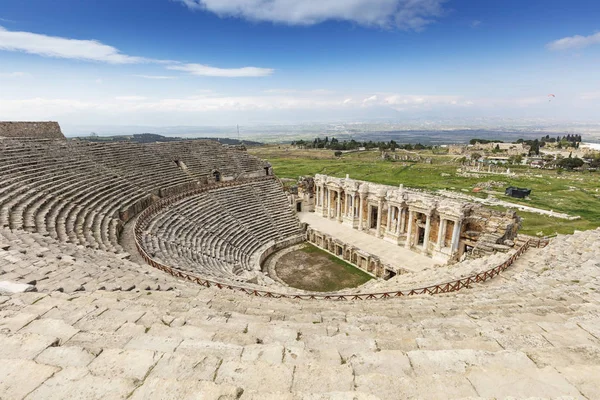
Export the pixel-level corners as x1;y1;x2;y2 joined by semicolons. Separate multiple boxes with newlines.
299;212;437;273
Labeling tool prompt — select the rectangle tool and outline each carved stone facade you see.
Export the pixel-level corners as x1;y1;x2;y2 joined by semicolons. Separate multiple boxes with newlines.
0;121;65;139
307;174;520;261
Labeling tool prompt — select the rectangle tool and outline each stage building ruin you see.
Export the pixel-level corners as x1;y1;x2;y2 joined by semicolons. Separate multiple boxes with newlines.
295;174;520;262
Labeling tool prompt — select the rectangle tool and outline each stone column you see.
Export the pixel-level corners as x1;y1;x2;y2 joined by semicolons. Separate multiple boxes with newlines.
386;204;392;233
376;199;383;237
316;185;320;207
336;190;342;222
451;219;462;253
404;210;414;248
423;213;432;250
437;218;446;248
344;194;349;216
399;207;406;234
351;194;356;218
319;185;323;208
358;195;365;230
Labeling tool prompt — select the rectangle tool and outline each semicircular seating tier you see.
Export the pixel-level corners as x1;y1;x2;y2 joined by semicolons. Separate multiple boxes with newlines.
0;137;272;254
137;179;304;282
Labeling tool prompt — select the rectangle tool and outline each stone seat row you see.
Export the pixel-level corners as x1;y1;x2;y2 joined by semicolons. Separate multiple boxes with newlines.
0;138;270;253
145;199;260;263
147;141;241;180
138;180;302;281
69;141;197;195
0;227;198;294
0;155;147;253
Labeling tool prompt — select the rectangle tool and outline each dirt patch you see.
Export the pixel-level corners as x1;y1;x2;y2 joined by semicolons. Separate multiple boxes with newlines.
275;244;372;292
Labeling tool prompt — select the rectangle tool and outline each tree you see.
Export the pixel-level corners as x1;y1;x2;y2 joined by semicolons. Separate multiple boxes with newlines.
558;157;584;170
529;139;540;156
471;152;482;160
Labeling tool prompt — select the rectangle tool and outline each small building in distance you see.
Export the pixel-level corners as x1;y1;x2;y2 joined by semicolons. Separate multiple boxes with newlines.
505;186;531;199
472;142;529;156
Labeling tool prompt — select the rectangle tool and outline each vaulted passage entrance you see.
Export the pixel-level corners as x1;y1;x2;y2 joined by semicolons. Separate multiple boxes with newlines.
370;206;378;229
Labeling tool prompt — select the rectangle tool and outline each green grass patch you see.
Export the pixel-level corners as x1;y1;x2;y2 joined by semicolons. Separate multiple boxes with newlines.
275;243;373;292
251;146;600;236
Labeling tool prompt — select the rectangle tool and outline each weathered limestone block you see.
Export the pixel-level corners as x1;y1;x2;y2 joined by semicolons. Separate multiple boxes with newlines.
0;359;59;399
21;318;79;344
348;350;412;376
0;332;59;359
130;378;243;400
292;364;354;393
557;365;600;399
355;373;478;400
35;346;97;368
240;343;285;364
125;334;183;353
148;353;221;381
407;349;536;375
466;366;584;399
0;311;39;333
216;360;294;392
88;348;162;381
0;280;36;295
27;367;137;400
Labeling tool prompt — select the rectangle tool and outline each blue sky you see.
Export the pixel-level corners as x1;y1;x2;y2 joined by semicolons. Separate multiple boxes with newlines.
0;0;599;128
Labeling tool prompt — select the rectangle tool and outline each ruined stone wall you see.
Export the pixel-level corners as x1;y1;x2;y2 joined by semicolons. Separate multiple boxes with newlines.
0;122;65;139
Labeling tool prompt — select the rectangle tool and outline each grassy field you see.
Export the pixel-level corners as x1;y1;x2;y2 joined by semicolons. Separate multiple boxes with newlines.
250;145;600;236
275;244;373;292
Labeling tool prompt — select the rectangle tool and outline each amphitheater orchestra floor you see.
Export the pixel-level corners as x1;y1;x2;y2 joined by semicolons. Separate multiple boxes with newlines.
298;212;437;273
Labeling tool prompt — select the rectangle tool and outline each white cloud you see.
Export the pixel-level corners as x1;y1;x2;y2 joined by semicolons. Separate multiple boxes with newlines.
470;20;481;28
546;32;600;51
0;71;27;78
115;96;148;101
264;88;334;94
178;0;446;30
363;95;378;104
0;91;470;118
0;26;274;78
168;63;274;77
133;74;177;80
0;25;147;64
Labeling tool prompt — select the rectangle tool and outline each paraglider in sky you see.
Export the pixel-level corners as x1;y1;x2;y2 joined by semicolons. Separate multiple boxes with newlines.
548;94;556;102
